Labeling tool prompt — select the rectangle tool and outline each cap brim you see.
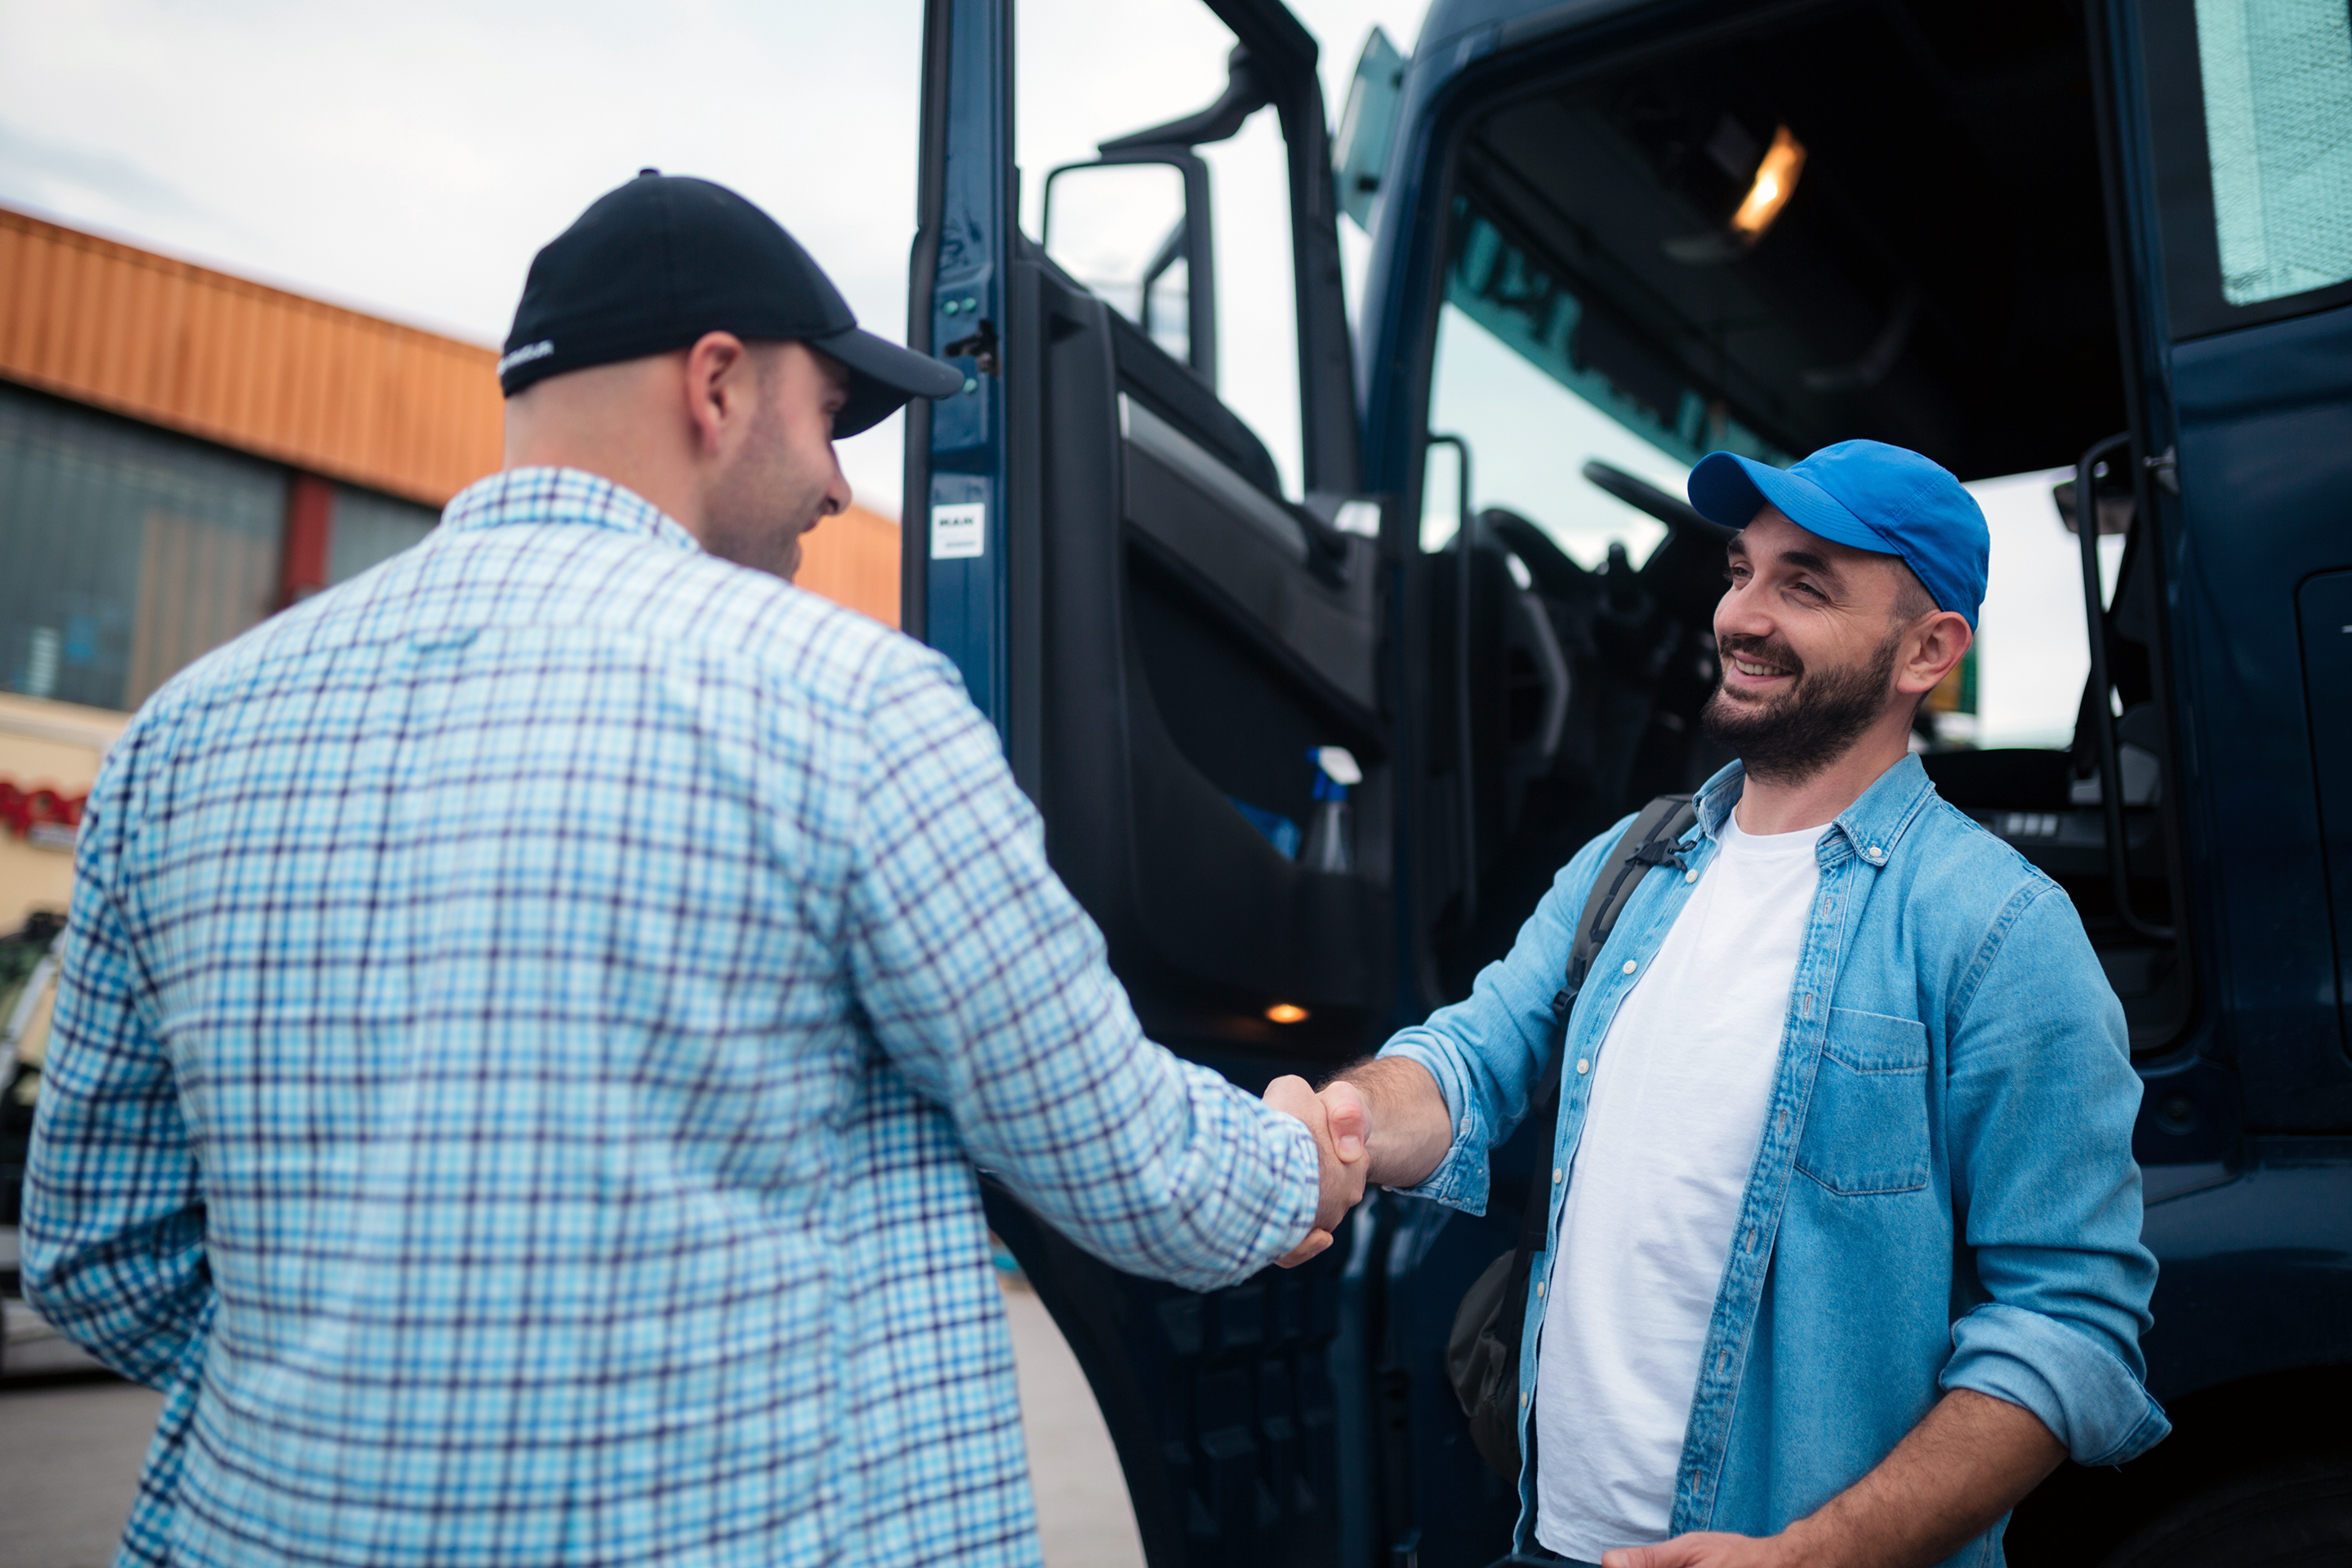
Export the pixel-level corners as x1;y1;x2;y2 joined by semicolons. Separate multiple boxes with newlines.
813;327;967;438
1686;452;1901;558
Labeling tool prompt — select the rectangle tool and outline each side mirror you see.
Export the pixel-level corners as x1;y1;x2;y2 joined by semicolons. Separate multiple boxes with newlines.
1042;152;1218;387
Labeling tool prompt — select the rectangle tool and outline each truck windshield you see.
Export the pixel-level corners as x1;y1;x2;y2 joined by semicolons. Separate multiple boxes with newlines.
1410;0;2185;1049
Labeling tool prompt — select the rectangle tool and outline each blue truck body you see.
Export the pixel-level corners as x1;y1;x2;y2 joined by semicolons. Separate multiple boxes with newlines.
906;1;2352;1561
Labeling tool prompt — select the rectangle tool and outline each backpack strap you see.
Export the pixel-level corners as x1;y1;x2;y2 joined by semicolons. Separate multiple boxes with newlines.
1560;792;1699;1004
1513;792;1699;1258
1449;795;1702;1477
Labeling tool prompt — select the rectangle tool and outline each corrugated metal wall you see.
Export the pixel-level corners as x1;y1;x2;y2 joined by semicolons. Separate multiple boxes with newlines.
0;205;501;507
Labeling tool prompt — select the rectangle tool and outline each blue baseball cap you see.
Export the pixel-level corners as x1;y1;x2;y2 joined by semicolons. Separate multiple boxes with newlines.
1686;439;1990;629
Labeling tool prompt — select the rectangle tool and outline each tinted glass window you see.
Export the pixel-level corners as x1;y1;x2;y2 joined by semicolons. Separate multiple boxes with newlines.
2142;0;2352;335
328;486;438;585
0;382;283;711
2194;0;2352;306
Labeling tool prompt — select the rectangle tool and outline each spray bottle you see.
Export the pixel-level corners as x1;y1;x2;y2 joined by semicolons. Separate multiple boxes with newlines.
1301;746;1361;874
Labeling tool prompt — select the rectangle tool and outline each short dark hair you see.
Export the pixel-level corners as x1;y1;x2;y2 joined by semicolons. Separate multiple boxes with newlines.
1891;562;1937;626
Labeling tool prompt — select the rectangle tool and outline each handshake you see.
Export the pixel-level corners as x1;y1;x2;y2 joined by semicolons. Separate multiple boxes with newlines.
1263;1073;1374;1267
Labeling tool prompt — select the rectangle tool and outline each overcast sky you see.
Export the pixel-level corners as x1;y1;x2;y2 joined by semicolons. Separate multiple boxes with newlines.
0;0;1423;520
1;0;2096;743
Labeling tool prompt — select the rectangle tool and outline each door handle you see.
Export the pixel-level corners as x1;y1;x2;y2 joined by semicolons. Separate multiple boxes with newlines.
2074;431;2173;941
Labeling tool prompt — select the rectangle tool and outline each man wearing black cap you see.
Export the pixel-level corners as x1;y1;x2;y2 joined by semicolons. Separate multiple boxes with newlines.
23;173;1361;1568
1310;441;2164;1568
490;169;961;581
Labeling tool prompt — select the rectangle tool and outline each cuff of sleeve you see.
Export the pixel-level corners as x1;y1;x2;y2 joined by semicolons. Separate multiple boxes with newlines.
1941;1303;2172;1466
1273;1108;1324;1248
1375;1036;1490;1216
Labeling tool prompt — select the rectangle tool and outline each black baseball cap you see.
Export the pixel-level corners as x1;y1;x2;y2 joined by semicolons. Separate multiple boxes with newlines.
498;171;964;435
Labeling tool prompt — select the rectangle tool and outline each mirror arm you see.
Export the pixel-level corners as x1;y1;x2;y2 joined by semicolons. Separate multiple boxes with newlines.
1098;47;1271;154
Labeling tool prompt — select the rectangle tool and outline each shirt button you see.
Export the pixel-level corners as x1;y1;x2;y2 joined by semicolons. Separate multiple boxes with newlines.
1575;1058;1590;1075
1521;1392;1530;1408
1865;844;1885;862
1684;867;1699;884
1621;959;1637;975
1552;1167;1563;1183
1536;1281;1546;1298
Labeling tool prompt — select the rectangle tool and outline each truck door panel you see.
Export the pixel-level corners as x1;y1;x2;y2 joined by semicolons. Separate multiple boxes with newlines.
1122;393;1379;719
910;4;1383;1563
2129;0;2352;1129
1026;264;1388;1039
2164;314;2352;1129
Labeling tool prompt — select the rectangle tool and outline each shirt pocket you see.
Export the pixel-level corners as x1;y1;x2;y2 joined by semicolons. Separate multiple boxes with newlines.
1795;1007;1931;1196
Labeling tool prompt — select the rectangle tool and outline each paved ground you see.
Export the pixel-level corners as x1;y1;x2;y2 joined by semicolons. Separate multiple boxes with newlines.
0;1376;163;1568
0;1281;1143;1568
1000;1278;1148;1568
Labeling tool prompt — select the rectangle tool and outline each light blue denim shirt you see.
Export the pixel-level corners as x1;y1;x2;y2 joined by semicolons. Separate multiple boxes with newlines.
1382;755;2167;1566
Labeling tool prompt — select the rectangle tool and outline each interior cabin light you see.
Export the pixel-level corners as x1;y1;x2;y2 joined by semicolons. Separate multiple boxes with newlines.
1728;125;1806;244
1265;1003;1311;1025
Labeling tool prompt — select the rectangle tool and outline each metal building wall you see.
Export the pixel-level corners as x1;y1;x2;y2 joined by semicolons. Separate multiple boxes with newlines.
0;381;283;711
0;206;502;507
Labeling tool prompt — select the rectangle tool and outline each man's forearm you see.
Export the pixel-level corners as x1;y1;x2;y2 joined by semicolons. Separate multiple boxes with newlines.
1321;1056;1454;1191
1783;1389;2063;1568
1604;1388;2063;1568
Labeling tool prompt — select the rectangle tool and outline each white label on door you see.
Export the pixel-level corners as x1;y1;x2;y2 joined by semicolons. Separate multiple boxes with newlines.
930;501;986;560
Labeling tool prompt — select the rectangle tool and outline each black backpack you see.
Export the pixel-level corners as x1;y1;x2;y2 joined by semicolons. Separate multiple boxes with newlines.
1443;794;1699;1481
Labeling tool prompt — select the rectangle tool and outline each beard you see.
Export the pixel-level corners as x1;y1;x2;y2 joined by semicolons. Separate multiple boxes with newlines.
699;384;833;581
1702;626;1902;786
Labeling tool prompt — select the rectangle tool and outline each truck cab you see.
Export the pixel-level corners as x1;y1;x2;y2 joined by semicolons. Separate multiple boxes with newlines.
902;0;2352;1562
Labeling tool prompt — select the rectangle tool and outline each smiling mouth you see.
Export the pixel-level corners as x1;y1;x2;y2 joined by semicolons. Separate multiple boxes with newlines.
1731;655;1794;679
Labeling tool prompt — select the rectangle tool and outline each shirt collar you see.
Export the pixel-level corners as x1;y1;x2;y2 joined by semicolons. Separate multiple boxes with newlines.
1692;752;1936;870
440;466;706;557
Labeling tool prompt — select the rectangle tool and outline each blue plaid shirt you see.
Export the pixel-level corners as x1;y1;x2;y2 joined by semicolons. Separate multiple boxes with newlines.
24;467;1321;1568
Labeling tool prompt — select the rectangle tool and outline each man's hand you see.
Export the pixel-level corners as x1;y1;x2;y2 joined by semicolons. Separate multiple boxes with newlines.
1601;1534;1796;1568
1263;1074;1368;1266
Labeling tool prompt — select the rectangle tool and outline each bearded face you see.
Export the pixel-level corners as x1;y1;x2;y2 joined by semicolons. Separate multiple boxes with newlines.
1702;622;1904;786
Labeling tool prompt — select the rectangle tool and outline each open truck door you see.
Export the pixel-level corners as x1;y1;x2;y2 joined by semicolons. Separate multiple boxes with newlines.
902;3;1389;1564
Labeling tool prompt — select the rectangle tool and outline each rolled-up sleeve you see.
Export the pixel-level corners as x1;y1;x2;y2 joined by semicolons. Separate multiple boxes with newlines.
1939;884;2170;1464
842;646;1319;1293
1377;817;1630;1217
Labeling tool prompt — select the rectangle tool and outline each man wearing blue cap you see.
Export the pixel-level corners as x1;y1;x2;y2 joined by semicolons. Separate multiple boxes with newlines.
1312;440;2163;1568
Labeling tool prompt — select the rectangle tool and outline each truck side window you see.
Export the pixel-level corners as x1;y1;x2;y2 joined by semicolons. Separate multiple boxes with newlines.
2192;0;2352;308
2142;0;2352;334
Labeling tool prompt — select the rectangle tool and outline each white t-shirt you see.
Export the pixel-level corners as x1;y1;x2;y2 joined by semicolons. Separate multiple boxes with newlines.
1533;811;1826;1562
